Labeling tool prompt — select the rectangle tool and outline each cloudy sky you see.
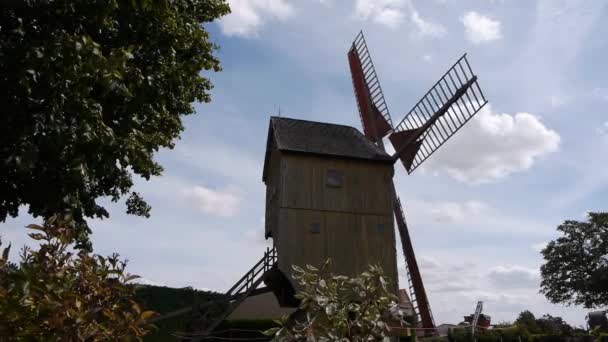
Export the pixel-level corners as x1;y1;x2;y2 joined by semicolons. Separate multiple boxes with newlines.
3;0;608;327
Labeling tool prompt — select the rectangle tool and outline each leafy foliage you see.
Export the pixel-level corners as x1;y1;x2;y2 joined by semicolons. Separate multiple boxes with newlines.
535;314;573;336
515;310;540;334
540;212;608;308
0;214;155;340
513;311;574;336
447;325;531;342
267;260;406;341
442;310;587;342
0;0;230;248
446;323;584;342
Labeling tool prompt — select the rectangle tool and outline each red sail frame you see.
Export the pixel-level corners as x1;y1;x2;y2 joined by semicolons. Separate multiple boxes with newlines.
348;31;437;336
348;32;392;142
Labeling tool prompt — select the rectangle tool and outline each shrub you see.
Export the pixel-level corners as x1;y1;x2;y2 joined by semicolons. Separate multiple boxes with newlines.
0;214;154;340
267;260;406;341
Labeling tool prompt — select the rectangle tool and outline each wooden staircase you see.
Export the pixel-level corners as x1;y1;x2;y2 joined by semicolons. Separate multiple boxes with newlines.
157;247;278;340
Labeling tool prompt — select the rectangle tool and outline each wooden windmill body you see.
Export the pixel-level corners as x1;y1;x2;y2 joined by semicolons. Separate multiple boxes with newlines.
262;117;400;298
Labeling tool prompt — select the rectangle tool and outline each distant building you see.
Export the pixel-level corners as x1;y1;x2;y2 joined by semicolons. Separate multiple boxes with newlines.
463;313;492;330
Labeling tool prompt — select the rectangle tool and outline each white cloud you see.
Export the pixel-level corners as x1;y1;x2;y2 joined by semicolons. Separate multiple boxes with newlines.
398;196;551;236
220;0;294;37
423;54;433;62
487;266;540;288
354;0;445;35
397;253;589;325
550;95;567;107
180;185;241;217
411;10;446;37
421;104;560;184
355;0;406;28
461;11;502;44
172;143;262;188
428;200;488;223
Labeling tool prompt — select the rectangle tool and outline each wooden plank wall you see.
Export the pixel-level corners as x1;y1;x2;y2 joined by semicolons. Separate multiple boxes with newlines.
264;149;282;239
272;153;398;294
280;154;393;216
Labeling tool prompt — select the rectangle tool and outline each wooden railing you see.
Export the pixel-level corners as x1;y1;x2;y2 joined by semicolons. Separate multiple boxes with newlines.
163;246;278;340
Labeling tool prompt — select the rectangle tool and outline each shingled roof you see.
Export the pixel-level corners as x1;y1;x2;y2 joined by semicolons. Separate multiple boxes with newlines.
263;116;393;181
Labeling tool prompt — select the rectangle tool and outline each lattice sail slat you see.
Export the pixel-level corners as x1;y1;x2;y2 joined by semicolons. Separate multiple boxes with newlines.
348;31;393;141
390;54;488;174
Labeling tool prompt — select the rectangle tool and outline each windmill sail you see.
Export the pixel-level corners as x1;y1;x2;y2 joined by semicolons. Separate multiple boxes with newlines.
390;54;488;173
348;31;393;141
348;31;438;336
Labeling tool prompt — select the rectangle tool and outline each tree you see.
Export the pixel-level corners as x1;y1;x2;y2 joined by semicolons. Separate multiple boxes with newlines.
535;314;573;336
515;310;540;334
267;260;407;341
0;0;230;249
540;212;608;308
0;214;155;340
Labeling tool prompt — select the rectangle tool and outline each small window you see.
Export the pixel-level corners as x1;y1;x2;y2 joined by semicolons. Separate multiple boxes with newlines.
310;223;321;234
326;170;344;188
376;224;386;234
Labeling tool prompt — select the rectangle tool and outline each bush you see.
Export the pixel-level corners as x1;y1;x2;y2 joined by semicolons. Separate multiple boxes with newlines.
0;214;153;340
267;260;406;341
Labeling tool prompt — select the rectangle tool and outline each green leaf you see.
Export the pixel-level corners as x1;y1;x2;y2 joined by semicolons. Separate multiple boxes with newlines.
140;310;157;320
28;233;45;240
124;274;140;282
262;327;281;336
26;224;45;231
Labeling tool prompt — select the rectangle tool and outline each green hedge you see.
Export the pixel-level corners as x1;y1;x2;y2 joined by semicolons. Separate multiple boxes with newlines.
134;284;224;341
134;285;281;341
442;327;596;342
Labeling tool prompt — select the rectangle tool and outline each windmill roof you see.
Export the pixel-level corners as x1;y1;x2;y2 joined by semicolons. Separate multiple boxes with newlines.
263;116;393;181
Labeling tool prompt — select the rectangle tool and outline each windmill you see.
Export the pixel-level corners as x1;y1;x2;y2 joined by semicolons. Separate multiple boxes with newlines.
464;300;491;332
347;31;488;335
146;31;488;341
471;301;484;335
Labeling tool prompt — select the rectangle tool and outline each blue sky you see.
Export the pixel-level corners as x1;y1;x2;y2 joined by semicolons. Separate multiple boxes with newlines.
3;0;608;327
